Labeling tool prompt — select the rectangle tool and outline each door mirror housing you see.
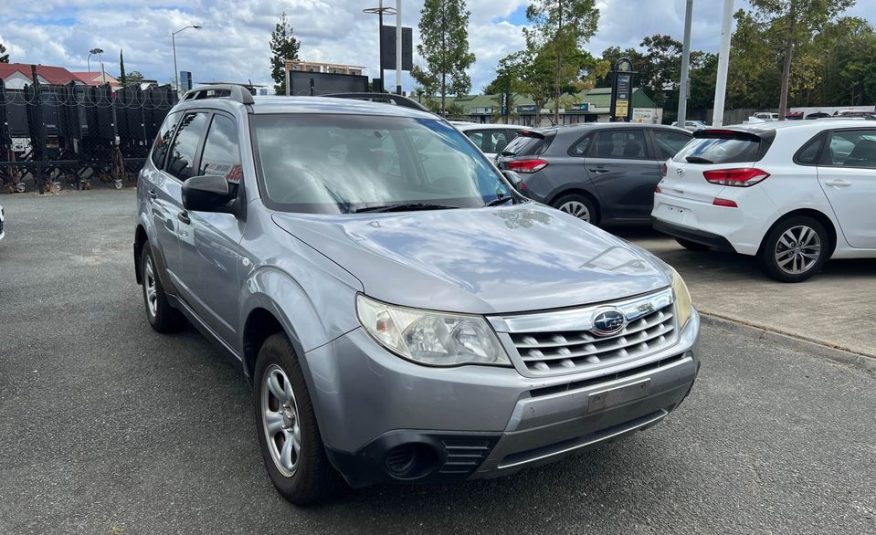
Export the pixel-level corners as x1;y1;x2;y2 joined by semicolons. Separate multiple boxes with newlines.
182;175;239;216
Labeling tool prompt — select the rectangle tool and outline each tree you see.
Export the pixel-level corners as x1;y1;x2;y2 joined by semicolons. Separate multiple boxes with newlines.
269;11;300;95
127;71;144;84
0;42;8;63
412;0;476;115
524;0;600;123
119;49;127;85
748;0;855;118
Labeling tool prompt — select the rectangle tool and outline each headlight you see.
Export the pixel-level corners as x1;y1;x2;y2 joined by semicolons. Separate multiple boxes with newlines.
356;294;511;367
671;269;693;329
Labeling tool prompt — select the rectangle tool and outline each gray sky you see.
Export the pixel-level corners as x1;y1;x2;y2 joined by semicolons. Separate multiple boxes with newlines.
1;0;873;92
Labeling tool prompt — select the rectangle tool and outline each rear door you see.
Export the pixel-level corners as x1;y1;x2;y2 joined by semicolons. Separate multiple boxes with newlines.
816;128;876;248
162;111;211;291
584;128;658;219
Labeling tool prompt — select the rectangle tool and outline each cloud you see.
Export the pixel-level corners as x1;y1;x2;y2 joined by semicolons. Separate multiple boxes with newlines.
1;0;873;94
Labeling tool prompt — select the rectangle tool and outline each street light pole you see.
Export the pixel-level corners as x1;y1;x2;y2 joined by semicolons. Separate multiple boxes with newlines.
712;0;734;126
364;2;396;93
677;0;694;127
88;47;104;78
172;24;202;95
395;0;402;95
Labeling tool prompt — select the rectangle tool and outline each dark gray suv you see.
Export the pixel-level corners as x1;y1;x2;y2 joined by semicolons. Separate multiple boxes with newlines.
497;123;692;225
134;86;700;505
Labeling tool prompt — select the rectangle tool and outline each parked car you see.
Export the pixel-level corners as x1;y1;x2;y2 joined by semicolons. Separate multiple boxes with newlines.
134;86;700;505
672;120;708;132
496;123;692;225
454;122;528;159
752;112;780;121
652;121;876;282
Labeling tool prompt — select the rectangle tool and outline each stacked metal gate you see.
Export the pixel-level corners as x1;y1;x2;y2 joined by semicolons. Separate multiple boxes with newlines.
0;68;177;193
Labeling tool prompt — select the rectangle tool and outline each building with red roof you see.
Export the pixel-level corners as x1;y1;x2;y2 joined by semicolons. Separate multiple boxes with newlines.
0;63;85;90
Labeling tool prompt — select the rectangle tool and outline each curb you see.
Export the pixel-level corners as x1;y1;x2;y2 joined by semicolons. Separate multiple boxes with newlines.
700;313;876;374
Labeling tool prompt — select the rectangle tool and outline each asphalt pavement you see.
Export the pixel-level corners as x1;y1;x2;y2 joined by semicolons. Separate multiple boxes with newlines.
0;190;873;534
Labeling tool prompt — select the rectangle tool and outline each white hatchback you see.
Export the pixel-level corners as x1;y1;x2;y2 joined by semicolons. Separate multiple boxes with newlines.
652;121;876;282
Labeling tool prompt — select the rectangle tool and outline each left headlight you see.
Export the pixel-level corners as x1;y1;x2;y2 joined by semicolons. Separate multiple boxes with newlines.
671;268;693;329
356;294;511;367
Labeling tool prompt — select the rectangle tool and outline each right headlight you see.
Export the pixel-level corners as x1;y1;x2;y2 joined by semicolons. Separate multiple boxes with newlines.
671;268;693;329
356;294;511;367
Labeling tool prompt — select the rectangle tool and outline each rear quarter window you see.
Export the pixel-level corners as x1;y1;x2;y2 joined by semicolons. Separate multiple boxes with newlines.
501;132;551;156
674;132;771;164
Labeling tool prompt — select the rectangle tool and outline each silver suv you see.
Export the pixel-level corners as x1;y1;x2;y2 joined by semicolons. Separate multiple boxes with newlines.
134;85;701;505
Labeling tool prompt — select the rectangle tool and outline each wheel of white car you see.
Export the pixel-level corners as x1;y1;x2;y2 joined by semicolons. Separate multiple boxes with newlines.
758;216;829;283
553;194;599;225
254;333;343;506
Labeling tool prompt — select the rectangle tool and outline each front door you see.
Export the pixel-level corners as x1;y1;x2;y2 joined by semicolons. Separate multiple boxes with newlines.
175;113;247;344
817;129;876;248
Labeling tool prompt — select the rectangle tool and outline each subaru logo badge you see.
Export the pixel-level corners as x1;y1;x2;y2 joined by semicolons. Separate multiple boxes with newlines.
591;308;626;337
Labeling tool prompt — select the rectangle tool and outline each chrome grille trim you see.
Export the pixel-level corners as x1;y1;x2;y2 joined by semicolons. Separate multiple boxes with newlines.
489;288;678;377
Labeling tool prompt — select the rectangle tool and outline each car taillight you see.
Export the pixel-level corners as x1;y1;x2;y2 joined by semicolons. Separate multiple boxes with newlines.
712;197;738;207
703;168;770;187
660;163;668;177
508;159;548;173
655;185;662;193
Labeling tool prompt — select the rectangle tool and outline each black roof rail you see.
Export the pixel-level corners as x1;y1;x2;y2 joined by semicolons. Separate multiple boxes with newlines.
182;84;254;105
322;92;430;112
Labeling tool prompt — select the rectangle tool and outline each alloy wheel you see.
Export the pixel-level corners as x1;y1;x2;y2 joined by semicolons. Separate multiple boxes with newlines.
144;256;159;318
559;200;591;222
261;364;302;477
775;225;821;275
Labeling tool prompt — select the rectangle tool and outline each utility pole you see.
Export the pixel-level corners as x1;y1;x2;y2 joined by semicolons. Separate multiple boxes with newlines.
677;0;694;127
712;0;734;126
172;25;202;96
395;0;402;95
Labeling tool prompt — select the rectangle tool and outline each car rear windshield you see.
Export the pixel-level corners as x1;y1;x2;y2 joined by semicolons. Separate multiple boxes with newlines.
500;131;551;156
673;131;771;164
251;114;514;214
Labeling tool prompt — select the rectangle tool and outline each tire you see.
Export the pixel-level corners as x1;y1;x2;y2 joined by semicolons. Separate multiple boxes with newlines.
140;245;186;332
553;193;599;225
758;216;829;283
676;238;710;252
254;333;343;506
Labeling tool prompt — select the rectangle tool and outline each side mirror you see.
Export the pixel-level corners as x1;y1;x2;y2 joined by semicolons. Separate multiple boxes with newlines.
182;175;235;214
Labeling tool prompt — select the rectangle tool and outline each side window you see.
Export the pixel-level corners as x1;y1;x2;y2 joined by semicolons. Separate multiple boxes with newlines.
653;130;692;159
150;111;181;169
588;130;647;159
826;129;876;168
795;134;824;165
199;115;243;184
492;130;516;154
166;112;210;181
569;134;593;157
466;130;486;151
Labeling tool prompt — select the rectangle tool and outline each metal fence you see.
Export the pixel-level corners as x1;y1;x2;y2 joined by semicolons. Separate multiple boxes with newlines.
0;70;177;193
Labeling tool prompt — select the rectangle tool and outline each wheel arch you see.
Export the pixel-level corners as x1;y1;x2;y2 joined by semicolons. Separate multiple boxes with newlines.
758;208;838;258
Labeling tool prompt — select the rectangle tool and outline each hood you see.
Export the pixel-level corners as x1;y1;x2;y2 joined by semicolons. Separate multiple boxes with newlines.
272;204;669;314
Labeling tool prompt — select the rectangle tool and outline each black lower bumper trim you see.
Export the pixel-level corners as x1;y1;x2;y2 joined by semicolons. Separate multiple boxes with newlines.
325;430;500;489
653;219;737;252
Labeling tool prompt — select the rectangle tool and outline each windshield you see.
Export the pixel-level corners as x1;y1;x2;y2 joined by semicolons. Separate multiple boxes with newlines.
251;114;515;213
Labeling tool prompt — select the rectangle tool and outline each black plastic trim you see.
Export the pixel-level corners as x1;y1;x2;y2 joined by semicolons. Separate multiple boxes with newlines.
653;219;737;252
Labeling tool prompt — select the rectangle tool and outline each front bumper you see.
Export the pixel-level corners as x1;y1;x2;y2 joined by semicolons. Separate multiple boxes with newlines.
307;311;700;488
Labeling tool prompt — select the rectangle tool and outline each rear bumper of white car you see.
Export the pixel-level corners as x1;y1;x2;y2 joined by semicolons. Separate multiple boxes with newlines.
651;192;763;255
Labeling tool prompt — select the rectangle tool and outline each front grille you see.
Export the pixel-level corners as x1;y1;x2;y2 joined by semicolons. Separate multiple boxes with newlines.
507;297;677;376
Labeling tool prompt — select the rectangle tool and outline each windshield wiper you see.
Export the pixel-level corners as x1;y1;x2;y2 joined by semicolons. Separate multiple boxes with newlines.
486;195;517;207
353;202;460;213
685;156;713;164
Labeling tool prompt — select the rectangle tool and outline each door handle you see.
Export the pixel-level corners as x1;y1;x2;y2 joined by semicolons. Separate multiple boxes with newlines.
148;189;158;200
177;210;191;225
588;168;609;174
823;179;851;188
